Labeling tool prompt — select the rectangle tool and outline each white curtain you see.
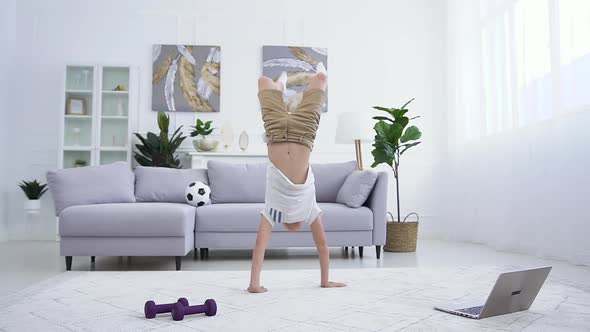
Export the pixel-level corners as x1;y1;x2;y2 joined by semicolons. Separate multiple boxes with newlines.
442;0;590;265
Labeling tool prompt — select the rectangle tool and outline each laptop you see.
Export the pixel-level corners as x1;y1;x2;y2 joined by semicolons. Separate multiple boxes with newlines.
434;266;552;319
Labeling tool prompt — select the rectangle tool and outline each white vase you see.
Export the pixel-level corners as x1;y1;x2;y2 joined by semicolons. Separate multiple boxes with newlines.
220;121;234;151
24;199;41;214
239;130;249;151
116;97;125;116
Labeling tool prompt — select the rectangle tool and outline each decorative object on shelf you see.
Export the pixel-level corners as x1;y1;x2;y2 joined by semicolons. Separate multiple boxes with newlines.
220;121;234;151
134;111;187;168
152;44;221;112
384;212;419;252
190;118;218;152
74;159;87;168
370;98;422;252
18;179;48;214
113;85;127;91
335;112;375;170
116;97;125;116
66;97;87;115
262;46;328;112
238;130;249;151
73;127;81;146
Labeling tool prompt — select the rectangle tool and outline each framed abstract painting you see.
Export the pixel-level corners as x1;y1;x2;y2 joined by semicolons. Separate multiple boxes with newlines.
152;44;221;112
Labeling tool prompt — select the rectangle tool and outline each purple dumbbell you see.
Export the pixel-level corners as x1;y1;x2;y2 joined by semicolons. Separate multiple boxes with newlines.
144;298;189;319
171;299;217;321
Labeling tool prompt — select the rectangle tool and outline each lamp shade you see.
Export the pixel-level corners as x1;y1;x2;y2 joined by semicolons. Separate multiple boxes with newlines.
335;111;375;144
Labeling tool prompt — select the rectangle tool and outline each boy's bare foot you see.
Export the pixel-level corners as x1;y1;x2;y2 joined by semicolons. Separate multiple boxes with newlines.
247;285;268;293
321;281;347;288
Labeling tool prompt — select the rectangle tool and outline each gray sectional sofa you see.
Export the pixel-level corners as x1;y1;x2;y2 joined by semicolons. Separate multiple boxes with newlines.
47;160;388;271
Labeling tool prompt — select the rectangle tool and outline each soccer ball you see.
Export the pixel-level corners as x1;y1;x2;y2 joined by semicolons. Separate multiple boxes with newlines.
185;181;211;207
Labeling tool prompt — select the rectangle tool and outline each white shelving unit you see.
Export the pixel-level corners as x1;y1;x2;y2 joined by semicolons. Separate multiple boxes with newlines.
59;64;137;169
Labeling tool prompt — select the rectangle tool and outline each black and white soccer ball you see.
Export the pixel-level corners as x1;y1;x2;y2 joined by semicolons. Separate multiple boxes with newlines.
185;181;211;207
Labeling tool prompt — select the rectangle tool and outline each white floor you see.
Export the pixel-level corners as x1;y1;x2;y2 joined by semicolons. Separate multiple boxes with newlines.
1;239;589;298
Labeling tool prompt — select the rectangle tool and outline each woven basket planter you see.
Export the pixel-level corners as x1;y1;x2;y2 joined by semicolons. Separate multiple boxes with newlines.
383;212;419;252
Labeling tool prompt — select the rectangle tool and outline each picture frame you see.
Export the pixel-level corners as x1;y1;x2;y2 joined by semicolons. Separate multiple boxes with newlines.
66;97;87;115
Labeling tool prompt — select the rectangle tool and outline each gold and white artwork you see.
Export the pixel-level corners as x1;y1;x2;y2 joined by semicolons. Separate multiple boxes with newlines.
152;45;221;112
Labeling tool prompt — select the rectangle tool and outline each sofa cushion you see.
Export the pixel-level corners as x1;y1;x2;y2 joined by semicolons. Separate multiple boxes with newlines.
46;161;135;216
196;202;373;232
135;166;209;203
59;203;195;237
311;160;358;202
336;169;379;208
207;160;267;203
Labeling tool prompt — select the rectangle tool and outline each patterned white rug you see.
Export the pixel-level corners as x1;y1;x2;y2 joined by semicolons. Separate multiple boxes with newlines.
0;266;588;331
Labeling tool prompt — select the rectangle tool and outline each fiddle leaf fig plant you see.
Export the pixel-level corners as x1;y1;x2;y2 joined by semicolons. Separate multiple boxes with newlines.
134;111;187;168
190;119;214;138
370;98;422;223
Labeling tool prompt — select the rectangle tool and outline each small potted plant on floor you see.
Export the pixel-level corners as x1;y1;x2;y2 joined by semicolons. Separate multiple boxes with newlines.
19;179;48;214
191;118;218;152
370;98;422;252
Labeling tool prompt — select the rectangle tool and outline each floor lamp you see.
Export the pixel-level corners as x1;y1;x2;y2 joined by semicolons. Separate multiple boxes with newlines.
335;112;375;170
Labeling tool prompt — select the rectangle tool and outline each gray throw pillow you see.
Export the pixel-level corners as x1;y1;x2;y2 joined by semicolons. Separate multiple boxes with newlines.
134;166;209;203
46;161;135;216
336;169;379;208
311;160;358;202
207;160;268;203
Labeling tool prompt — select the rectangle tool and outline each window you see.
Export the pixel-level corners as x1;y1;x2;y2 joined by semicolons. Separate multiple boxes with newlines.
478;0;589;135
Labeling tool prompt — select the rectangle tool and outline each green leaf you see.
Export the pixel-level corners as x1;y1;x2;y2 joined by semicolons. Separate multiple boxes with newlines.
387;122;404;143
400;126;421;143
197;118;203;127
373;121;389;138
390;108;409;118
372;106;391;112
394;116;409;128
372;116;394;123
400;98;415;110
371;148;393;167
400;141;421;155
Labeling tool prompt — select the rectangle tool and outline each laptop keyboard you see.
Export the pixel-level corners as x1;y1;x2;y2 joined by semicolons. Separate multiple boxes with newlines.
456;306;483;316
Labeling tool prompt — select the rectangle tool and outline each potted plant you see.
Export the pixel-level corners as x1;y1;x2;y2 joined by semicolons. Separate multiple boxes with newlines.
370;98;422;252
19;180;48;214
190;118;218;152
134;111;187;168
74;159;87;168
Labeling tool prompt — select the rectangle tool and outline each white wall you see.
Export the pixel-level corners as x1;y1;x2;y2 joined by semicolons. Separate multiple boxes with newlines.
4;0;447;240
0;0;18;242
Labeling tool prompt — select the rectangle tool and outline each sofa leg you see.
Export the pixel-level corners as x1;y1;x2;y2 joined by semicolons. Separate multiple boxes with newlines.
193;248;198;260
359;246;364;258
65;256;72;271
175;256;182;271
344;246;348;252
376;246;381;259
91;256;95;263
